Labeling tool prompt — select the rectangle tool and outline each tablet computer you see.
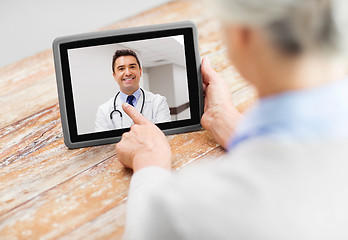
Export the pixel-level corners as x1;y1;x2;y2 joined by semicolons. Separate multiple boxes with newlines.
53;21;203;149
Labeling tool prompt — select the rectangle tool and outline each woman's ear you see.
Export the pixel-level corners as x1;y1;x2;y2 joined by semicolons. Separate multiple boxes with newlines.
237;26;252;49
224;24;253;76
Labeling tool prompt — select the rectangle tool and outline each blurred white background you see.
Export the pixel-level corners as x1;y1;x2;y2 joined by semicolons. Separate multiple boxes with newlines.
0;0;171;67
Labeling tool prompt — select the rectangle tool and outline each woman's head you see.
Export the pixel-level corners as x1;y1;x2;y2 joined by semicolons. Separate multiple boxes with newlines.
208;0;348;96
212;0;348;57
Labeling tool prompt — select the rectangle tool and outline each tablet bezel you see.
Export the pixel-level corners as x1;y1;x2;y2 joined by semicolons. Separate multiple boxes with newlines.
53;21;203;149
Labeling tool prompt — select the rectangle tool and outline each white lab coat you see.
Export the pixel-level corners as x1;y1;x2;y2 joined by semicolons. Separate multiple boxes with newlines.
95;89;171;131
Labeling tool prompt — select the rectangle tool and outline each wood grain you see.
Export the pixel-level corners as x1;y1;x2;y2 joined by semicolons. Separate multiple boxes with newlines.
0;1;256;239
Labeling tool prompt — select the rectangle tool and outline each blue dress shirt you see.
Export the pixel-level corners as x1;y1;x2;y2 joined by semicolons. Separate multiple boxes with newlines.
228;77;348;150
120;88;141;107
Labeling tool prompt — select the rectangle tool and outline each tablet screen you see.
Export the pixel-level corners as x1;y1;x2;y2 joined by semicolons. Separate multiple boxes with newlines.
54;22;202;148
68;35;190;135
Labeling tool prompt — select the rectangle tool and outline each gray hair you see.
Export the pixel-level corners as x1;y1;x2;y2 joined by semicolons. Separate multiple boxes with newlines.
209;0;348;57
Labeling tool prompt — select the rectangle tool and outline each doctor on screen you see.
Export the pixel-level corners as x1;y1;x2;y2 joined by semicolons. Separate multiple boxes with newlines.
95;49;171;131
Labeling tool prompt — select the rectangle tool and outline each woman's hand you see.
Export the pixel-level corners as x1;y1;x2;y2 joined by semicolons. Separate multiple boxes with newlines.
115;103;172;172
201;57;243;149
116;57;242;170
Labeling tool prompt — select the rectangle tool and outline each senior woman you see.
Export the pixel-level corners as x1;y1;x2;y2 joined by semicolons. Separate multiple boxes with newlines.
116;0;348;239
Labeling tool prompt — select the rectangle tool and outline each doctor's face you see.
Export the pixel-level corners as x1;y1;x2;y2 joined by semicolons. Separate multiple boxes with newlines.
113;56;142;95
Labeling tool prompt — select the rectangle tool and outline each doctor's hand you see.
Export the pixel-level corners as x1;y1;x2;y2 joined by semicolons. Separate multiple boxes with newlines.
115;103;172;172
201;57;244;149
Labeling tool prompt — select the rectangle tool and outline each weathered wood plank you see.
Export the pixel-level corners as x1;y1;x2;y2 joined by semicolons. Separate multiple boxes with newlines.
59;147;226;240
0;133;223;239
60;202;127;240
0;50;57;129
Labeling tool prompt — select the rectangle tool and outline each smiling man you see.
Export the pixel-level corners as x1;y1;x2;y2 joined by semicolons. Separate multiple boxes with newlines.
95;49;171;131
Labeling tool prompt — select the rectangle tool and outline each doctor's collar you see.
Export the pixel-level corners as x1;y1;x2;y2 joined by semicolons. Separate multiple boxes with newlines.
119;88;141;103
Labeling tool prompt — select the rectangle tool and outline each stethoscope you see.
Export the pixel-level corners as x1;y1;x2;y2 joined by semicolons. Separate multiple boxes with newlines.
109;88;145;128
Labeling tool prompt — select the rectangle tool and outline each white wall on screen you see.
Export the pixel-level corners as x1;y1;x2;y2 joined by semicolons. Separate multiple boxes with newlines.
140;69;150;90
147;63;190;121
173;64;190;120
147;64;175;106
177;108;190;120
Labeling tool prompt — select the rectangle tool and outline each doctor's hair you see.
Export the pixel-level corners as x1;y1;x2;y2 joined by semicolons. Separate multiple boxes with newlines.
208;0;348;58
112;49;142;73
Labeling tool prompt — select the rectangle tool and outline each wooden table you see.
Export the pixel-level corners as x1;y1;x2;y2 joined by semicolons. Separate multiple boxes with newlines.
0;1;256;239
